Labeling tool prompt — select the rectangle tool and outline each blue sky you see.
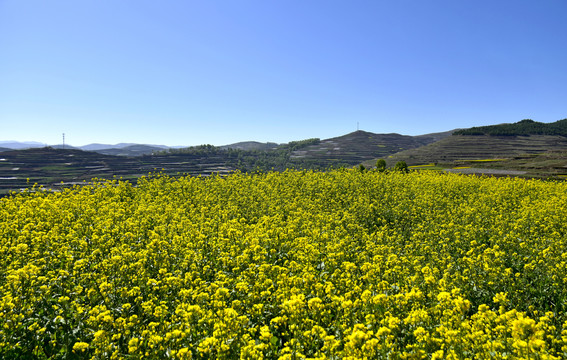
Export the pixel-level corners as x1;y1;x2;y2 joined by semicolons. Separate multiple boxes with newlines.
1;1;566;147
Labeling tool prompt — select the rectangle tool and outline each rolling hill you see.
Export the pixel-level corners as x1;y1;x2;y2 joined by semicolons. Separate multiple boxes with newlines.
219;141;279;151
381;119;567;178
385;135;567;166
0;141;46;149
288;130;453;166
0;130;452;195
80;143;139;151
0;147;236;195
453;118;567;136
92;144;167;156
2;119;567;195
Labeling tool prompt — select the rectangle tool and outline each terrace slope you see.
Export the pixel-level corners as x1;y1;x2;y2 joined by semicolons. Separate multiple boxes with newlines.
386;135;567;166
289;130;451;166
0;147;235;195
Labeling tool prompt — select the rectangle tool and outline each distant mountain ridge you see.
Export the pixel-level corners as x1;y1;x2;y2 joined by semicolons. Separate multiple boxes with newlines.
94;144;169;156
1;118;565;163
0;130;449;156
81;143;138;151
3;119;565;152
0;142;172;156
0;141;46;149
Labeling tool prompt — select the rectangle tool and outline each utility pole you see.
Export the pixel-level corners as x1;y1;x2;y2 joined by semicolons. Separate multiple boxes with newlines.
62;133;65;149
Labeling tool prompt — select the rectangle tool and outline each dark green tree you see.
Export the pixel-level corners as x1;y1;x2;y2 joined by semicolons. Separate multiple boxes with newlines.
375;159;386;172
394;161;409;173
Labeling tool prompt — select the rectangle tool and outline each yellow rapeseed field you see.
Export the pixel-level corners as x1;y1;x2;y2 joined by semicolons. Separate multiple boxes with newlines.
1;170;566;359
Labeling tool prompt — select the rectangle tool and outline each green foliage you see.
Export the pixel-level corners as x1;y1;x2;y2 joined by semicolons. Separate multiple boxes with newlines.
375;159;386;172
394;161;408;172
280;138;321;151
453;118;567;136
152;138;325;173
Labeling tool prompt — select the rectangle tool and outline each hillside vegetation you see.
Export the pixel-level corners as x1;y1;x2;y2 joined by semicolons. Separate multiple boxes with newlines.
453;119;567;136
3;119;567;196
0;131;448;195
1;170;567;358
382;119;567;178
385;135;567;167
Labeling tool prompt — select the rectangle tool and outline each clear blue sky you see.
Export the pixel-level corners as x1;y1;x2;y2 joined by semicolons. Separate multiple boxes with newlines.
1;1;566;147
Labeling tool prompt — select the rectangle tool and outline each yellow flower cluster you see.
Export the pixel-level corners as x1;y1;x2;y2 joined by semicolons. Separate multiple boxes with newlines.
1;170;567;359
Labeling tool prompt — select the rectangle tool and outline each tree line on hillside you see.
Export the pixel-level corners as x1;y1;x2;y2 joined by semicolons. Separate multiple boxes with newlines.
151;138;350;172
150;138;415;174
358;159;408;173
453;118;567;136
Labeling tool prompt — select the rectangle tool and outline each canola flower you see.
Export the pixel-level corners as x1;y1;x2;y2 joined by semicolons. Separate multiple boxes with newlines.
1;170;567;359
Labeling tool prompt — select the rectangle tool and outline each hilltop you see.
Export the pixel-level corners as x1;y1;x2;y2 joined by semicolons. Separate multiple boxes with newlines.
288;130;453;167
453;118;567;136
219;141;279;151
90;144;168;156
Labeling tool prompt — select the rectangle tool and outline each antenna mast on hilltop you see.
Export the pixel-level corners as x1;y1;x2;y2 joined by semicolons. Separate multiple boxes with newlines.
62;133;65;149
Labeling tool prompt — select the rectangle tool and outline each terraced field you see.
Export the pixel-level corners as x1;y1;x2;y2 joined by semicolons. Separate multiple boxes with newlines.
386;135;567;165
0;148;234;195
2;129;566;195
383;135;567;179
289;130;450;167
0;131;450;195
